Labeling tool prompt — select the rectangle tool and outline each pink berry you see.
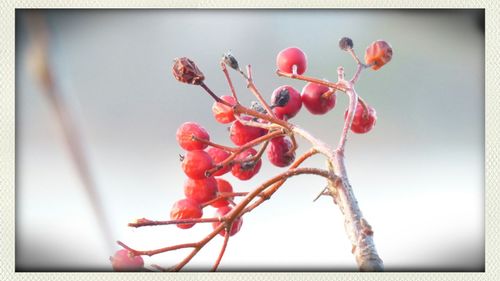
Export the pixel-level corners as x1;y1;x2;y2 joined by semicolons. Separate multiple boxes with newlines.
267;137;295;167
345;103;377;134
206;147;232;176
184;176;218;204
301;82;336;115
176;122;210;151
271;85;302;120
181;150;214;179
229;116;267;146
231;148;262;181
170;198;203;229
212;206;243;237
276;47;307;75
111;249;144;272
212;95;237;124
211;178;234;208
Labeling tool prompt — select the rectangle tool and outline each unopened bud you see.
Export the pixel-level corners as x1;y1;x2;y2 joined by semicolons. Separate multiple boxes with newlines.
339;37;354;51
172;57;205;85
222;52;239;70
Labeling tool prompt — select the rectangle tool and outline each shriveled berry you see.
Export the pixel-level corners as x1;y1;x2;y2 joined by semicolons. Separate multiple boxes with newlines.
176;122;210;151
212;95;237;124
276;47;307;75
170;198;203;229
172;57;205;85
267;137;295;167
184;176;218;204
212;206;243;237
365;40;393;70
271;85;302;120
345;103;377;134
211;178;234;208
231;148;262;181
301;82;336;115
229;117;267;146
181;150;214;179
111;249;144;272
206;147;232;176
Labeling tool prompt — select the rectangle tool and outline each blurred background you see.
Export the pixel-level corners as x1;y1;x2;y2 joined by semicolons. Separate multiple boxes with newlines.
15;9;484;271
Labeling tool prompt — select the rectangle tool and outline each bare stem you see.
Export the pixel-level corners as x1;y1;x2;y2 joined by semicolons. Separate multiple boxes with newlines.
128;217;222;228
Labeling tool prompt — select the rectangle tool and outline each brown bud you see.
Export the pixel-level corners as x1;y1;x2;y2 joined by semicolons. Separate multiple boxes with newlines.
172;57;205;85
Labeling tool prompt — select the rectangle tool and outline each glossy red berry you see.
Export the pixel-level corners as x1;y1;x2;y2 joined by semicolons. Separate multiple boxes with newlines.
267;137;295;167
365;40;393;70
301;82;336;115
229;116;266;146
271;85;302;120
211;178;234;208
170;198;203;229
111;249;144;272
176;122;210;151
212;206;243;237
181;150;214;179
206;147;232;176
276;47;307;75
345;104;377;134
212;95;237;124
231;148;262;181
184;176;218;204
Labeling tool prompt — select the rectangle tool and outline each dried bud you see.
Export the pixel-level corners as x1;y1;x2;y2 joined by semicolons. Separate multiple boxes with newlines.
339;37;354;51
271;88;290;108
250;101;267;114
222;52;239;70
172;57;205;85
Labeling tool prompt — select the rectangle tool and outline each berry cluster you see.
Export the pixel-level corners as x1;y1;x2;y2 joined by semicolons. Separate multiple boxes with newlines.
114;37;392;272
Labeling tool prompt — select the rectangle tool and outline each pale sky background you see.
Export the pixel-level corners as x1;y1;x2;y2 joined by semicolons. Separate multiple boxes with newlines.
16;9;484;271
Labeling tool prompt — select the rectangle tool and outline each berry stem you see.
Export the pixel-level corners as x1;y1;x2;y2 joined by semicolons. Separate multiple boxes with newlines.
199;82;226;104
244;64;277;119
220;61;239;101
206;129;285;176
337;87;358;153
192;135;237;152
128;217;222;228
276;69;346;92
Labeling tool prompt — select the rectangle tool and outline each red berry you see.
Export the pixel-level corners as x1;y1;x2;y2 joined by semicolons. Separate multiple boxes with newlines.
170;198;203;229
111;249;144;272
276;47;307;75
271;85;302;120
345;104;377;134
229;117;266;146
211;178;234;208
206;147;232;176
212;206;243;237
301;82;336;115
181;150;214;179
184;176;218;204
267;137;295;167
176;122;210;151
231;148;262;181
212;95;237;124
365;40;393;71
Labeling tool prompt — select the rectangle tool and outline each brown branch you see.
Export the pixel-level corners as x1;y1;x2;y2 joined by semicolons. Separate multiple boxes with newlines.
212;232;230;271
